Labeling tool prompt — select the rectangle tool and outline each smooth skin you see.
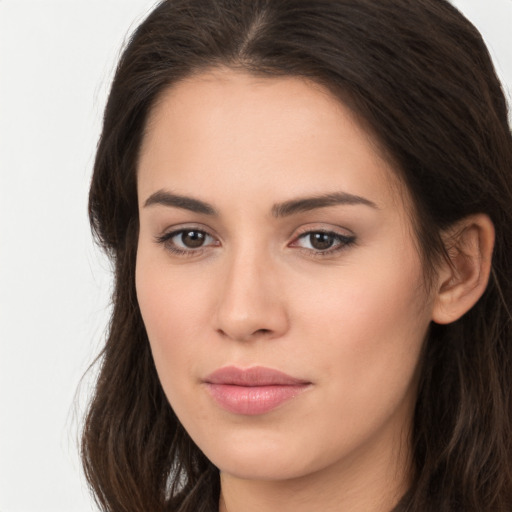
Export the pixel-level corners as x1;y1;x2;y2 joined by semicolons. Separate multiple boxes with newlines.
135;68;494;512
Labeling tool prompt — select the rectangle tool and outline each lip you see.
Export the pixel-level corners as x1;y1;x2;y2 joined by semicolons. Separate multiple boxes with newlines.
203;366;311;415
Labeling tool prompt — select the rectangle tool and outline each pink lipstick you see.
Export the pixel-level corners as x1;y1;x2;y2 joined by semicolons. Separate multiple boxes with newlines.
204;366;310;415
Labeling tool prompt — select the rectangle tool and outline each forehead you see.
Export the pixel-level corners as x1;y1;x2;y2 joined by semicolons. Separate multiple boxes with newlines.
138;68;406;214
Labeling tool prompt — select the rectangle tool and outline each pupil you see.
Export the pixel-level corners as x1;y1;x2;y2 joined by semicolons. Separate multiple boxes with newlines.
310;232;334;250
182;230;205;248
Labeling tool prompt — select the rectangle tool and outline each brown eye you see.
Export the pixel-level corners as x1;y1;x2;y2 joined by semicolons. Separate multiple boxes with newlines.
180;230;207;248
308;232;335;250
309;233;335;251
293;230;356;254
156;228;217;254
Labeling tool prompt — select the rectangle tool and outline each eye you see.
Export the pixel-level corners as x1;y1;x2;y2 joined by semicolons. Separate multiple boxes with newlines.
291;230;356;255
174;230;211;249
155;228;218;255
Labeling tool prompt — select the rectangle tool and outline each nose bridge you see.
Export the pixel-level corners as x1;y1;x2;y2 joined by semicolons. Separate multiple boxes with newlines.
215;241;288;341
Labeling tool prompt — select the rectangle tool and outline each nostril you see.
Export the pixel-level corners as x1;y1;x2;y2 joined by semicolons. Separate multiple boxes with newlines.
216;327;273;341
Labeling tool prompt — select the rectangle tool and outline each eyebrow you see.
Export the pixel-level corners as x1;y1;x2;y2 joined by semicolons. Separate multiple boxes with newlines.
143;189;378;216
271;192;378;217
144;190;217;215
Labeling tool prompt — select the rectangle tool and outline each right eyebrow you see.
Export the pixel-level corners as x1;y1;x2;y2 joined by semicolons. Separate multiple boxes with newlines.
143;190;217;215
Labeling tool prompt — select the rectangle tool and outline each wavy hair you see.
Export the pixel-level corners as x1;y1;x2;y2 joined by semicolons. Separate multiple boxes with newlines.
82;1;512;510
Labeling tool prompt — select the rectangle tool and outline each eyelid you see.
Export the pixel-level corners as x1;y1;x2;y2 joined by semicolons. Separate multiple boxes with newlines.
292;223;355;238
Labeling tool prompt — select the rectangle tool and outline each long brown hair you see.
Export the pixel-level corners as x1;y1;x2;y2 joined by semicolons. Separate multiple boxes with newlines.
83;1;512;511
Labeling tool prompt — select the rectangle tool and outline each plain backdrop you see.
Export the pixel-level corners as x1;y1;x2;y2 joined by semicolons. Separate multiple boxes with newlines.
0;1;510;511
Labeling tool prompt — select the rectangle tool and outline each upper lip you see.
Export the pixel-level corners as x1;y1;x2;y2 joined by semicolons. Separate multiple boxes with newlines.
204;366;310;386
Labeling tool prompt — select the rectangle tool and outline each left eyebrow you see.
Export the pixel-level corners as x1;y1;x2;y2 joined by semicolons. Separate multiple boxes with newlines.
271;192;378;218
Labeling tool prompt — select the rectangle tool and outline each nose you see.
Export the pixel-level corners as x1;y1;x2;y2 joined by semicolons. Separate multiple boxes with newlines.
214;248;289;342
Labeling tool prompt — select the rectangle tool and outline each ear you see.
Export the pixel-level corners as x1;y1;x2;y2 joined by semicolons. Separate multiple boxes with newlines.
432;214;495;325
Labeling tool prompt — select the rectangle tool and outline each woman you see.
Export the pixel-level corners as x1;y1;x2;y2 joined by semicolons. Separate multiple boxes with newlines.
82;1;512;511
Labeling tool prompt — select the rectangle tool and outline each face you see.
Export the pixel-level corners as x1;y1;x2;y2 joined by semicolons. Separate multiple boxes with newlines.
136;69;436;486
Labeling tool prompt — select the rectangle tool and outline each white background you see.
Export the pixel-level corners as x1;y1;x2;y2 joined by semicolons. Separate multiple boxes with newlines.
0;1;510;511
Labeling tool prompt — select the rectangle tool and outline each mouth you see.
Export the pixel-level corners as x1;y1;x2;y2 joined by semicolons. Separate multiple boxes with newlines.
203;366;311;415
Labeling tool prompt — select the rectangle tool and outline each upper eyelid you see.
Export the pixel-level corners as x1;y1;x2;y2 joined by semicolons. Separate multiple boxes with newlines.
291;223;355;239
156;227;218;243
157;223;217;238
290;230;355;246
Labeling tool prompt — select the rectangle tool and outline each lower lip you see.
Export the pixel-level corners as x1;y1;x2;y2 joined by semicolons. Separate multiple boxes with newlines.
205;383;309;415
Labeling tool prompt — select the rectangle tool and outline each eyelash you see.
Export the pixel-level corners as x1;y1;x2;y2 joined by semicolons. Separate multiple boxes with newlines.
154;227;356;257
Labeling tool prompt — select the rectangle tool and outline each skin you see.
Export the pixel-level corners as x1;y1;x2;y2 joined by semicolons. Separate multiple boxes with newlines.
136;68;442;512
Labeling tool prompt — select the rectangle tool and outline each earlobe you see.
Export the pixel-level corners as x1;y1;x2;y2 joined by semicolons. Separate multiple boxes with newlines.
431;214;495;325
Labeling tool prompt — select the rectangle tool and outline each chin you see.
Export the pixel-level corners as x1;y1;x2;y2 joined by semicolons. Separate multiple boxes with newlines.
195;428;327;482
216;455;311;482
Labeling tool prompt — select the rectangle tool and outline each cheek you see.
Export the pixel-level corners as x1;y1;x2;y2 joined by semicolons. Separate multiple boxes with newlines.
303;230;428;343
290;239;430;391
135;248;210;399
